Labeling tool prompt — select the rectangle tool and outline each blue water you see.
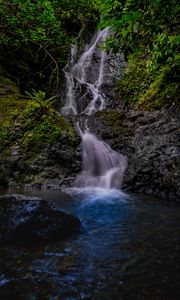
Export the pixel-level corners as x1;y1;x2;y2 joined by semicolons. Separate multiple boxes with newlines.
0;188;180;300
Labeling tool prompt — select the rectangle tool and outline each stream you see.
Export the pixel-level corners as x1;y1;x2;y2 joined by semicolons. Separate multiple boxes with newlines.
0;27;179;300
0;188;180;300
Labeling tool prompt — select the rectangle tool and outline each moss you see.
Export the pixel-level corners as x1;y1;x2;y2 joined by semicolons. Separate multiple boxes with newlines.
118;54;153;107
118;53;180;110
95;109;124;126
0;96;27;119
0;65;20;95
2;99;77;154
0;71;27;124
95;110;124;132
16;100;76;153
138;66;180;109
2;110;75;153
0;68;28;148
0;69;77;155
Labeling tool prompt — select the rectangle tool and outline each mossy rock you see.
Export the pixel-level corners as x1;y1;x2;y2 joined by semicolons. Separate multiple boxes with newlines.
117;53;180;110
137;66;180;109
0;65;20;94
95;110;125;133
0;66;78;189
0;81;77;155
0;66;27;124
117;54;153;107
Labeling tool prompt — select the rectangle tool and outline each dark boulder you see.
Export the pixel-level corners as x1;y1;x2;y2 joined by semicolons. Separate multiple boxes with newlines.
0;194;80;245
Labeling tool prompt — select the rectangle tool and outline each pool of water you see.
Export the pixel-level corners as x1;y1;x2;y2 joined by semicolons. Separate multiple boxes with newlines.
0;188;180;300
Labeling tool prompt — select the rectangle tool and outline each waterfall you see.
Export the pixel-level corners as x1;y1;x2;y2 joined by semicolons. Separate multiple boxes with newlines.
61;28;127;189
74;131;127;189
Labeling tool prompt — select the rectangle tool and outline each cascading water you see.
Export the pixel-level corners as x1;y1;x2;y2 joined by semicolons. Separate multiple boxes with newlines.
61;28;127;189
62;28;110;115
74;130;127;189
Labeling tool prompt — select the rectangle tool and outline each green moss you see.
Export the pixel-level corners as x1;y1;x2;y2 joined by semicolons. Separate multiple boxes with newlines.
118;53;180;110
0;96;27;123
95;110;124;132
0;69;26;124
0;71;76;154
0;65;20;95
21;118;73;151
138;66;180;109
118;54;153;107
0;68;28;148
13;100;77;153
96;109;123;123
0;122;11;143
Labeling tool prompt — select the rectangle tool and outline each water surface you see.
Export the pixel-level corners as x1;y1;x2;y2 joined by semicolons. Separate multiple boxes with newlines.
0;189;180;300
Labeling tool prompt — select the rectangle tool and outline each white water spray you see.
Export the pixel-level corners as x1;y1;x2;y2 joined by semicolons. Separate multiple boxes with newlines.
75;130;127;189
61;28;127;189
62;28;109;115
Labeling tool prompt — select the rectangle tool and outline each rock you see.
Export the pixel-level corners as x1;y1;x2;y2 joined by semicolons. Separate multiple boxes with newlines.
0;138;81;189
92;109;180;201
0;194;80;245
0;66;80;189
0;66;179;201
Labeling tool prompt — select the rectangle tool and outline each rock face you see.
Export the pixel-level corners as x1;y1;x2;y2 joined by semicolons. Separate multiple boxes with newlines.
0;108;179;201
0;138;81;189
91;109;180;201
0;66;179;201
0;66;81;190
0;194;80;245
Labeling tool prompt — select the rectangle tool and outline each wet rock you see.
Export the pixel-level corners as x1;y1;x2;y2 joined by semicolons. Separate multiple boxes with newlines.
0;194;80;245
0;137;81;189
93;109;180;201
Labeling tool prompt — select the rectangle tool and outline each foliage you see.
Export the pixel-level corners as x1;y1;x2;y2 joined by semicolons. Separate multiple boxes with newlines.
0;0;179;109
138;66;179;109
96;0;180;55
95;0;180;108
0;122;11;142
0;0;98;93
56;0;98;26
147;34;180;73
0;0;59;45
0;0;98;45
119;54;179;109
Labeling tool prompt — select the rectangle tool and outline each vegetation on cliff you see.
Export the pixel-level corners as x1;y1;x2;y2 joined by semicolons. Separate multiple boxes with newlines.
0;70;79;187
0;84;76;154
94;0;180;109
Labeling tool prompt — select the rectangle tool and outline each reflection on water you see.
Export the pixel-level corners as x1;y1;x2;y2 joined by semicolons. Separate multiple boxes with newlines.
0;188;180;300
